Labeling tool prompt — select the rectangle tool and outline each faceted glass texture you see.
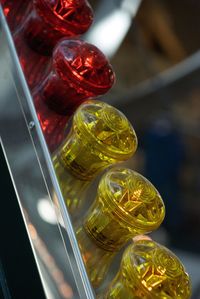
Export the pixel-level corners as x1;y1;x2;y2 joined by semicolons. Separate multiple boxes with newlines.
56;101;137;180
33;40;115;152
104;168;165;232
85;168;165;252
41;0;93;35
102;240;191;299
18;0;93;55
13;0;93;89
41;39;115;114
76;168;165;287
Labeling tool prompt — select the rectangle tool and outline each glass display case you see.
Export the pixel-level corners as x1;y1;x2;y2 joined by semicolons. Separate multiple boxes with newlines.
0;7;95;299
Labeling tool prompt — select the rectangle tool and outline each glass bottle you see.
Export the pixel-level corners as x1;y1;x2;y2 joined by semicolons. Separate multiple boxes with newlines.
1;0;30;32
100;239;191;299
33;39;115;152
13;0;93;88
76;167;165;287
53;101;138;214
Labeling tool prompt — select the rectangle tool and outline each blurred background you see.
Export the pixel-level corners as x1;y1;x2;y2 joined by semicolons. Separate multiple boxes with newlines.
1;0;200;298
86;0;200;296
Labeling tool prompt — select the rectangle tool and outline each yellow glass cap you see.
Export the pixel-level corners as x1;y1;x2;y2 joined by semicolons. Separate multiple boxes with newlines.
74;100;137;160
123;239;191;299
57;101;138;181
99;168;165;233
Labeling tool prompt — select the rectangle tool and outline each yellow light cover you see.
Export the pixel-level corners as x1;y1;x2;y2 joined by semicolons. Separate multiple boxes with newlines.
102;239;191;299
85;168;165;252
56;100;138;181
77;168;165;287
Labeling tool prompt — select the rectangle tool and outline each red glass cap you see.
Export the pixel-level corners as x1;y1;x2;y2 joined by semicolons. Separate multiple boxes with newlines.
53;39;115;95
34;0;93;35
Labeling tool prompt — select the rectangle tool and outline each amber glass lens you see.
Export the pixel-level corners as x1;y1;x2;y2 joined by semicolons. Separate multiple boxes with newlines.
101;239;191;299
54;101;138;181
85;168;165;251
76;167;165;287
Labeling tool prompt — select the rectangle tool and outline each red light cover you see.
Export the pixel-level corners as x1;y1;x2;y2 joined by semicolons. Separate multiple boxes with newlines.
17;0;93;55
32;39;115;152
13;0;94;88
42;39;115;113
38;0;93;35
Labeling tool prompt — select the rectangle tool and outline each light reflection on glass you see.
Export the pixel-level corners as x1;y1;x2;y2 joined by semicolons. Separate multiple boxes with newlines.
24;209;74;299
37;197;58;225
